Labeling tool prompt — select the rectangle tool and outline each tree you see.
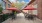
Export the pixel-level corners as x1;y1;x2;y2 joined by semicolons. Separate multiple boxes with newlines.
11;2;25;10
14;3;25;10
11;2;15;7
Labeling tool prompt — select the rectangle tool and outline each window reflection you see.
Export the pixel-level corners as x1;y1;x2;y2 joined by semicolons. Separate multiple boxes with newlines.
8;4;10;8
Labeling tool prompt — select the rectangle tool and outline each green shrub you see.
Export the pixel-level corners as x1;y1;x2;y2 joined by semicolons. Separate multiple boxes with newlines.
0;4;3;13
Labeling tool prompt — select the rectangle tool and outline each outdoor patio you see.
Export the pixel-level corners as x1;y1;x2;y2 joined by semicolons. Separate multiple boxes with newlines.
2;13;42;23
2;17;42;23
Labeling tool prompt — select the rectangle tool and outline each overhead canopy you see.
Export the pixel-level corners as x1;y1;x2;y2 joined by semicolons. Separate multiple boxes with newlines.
23;6;37;10
6;7;21;12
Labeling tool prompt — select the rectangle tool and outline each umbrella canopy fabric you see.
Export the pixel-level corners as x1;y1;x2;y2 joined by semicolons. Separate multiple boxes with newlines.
7;8;18;10
23;6;37;10
6;8;21;12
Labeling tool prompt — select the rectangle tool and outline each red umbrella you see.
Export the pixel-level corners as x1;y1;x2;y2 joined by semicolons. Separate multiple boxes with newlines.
6;7;21;12
23;6;37;15
23;6;37;10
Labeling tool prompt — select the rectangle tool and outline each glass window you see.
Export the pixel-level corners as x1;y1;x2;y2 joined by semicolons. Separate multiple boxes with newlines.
8;4;10;8
2;2;6;9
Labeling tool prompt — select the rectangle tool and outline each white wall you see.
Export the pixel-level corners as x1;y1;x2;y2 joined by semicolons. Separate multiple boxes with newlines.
32;4;37;15
32;10;37;15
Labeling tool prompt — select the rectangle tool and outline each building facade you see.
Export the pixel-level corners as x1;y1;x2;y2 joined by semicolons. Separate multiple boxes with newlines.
29;0;42;20
2;0;42;20
37;0;42;20
2;0;11;9
23;0;37;15
1;0;12;14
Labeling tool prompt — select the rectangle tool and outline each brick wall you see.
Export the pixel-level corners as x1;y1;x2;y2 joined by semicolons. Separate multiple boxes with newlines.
37;0;42;20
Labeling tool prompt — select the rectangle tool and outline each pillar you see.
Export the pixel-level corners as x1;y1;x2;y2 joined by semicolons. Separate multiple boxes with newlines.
5;0;8;9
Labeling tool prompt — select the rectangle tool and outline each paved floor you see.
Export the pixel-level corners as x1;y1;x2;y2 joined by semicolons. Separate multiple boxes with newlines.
2;16;42;23
2;13;42;23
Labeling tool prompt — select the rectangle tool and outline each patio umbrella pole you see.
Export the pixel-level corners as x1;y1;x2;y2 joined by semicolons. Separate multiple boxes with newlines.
28;10;31;14
31;10;33;15
28;10;33;15
28;10;29;14
12;11;16;20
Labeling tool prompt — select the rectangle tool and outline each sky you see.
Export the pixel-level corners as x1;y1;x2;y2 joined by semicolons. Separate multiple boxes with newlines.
9;0;17;3
0;0;2;4
18;0;31;2
9;0;31;3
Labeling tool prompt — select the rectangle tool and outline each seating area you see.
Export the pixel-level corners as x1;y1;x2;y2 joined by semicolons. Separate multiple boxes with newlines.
0;10;12;23
25;14;36;20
